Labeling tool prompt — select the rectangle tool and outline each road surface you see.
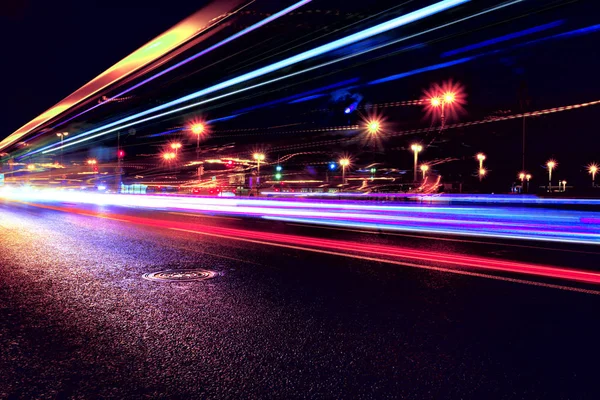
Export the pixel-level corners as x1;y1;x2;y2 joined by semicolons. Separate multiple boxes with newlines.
1;199;600;399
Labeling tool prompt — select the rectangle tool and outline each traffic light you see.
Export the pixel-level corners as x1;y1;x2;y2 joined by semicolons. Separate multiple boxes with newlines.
329;162;336;170
117;150;125;158
275;165;282;180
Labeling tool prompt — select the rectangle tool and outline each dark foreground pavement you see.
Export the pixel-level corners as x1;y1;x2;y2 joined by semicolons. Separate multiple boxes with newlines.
1;201;600;399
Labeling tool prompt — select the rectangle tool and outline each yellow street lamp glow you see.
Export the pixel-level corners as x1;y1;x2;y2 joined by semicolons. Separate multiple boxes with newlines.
411;144;423;152
443;92;455;103
526;174;531;180
339;158;350;167
476;153;486;162
588;163;598;183
253;153;265;161
27;164;35;171
163;152;176;160
430;97;441;107
519;172;525;180
170;142;182;150
479;168;487;176
547;160;556;170
87;159;97;165
191;123;205;135
420;164;429;172
367;120;381;134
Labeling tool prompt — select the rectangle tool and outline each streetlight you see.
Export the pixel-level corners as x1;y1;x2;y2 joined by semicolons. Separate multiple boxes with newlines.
411;144;422;183
56;132;68;165
519;172;525;193
476;153;486;169
479;168;487;179
429;91;456;128
366;120;381;135
190;122;206;160
253;153;265;192
420;164;429;180
526;174;532;193
588;163;598;186
170;142;182;155
339;158;350;189
562;180;567;192
547;159;557;192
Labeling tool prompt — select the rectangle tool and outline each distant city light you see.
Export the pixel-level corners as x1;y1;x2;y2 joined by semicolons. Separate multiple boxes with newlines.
367;120;381;135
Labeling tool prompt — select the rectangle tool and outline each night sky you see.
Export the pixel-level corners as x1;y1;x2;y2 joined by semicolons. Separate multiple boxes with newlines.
2;0;600;188
0;0;201;136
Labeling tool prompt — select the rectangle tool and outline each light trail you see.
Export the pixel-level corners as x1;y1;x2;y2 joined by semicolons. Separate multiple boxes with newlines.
1;189;600;245
0;0;248;152
47;0;313;131
8;199;600;294
28;0;468;156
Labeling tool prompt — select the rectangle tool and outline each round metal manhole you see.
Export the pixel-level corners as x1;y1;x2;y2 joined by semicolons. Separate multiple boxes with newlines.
143;269;216;282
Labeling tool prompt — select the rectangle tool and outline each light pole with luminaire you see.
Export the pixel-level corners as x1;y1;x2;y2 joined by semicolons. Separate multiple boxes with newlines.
339;158;350;190
253;153;265;194
562;180;567;192
547;160;556;192
190;123;205;160
420;164;429;180
519;172;525;193
526;174;531;193
430;91;455;129
411;144;422;183
589;163;598;186
170;142;182;155
56;132;68;165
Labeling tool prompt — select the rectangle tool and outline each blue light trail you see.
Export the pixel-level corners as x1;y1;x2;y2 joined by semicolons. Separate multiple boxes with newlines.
30;0;468;156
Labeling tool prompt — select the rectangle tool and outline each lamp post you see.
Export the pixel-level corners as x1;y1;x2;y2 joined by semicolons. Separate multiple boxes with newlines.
191;123;205;160
562;180;567;192
526;174;531;193
420;164;429;180
253;153;265;194
476;153;486;182
411;144;422;183
519;172;525;193
589;163;598;186
339;158;350;190
547;160;556;192
430;92;455;129
56;132;68;165
367;120;380;135
170;142;182;155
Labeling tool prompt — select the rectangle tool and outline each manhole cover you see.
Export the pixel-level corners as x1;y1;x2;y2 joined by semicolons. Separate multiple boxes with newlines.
143;269;216;282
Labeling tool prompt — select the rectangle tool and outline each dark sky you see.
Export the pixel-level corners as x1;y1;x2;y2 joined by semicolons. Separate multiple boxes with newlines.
0;0;202;137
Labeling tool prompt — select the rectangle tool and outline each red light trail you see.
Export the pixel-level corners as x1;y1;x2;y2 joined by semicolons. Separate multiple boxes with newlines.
15;201;600;295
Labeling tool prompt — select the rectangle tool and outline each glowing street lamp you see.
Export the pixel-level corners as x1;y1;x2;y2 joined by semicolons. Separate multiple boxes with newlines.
170;142;182;155
429;91;456;128
366;120;381;135
547;159;556;191
27;164;35;171
87;159;97;165
253;153;265;190
526;174;532;193
190;122;206;159
589;163;598;186
479;168;487;179
56;132;68;165
411;144;422;183
562;180;567;192
476;153;486;169
339;158;350;188
163;152;176;161
420;164;429;180
519;172;526;193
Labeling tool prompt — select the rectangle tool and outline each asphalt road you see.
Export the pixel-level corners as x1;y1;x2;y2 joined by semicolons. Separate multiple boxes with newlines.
1;200;600;399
